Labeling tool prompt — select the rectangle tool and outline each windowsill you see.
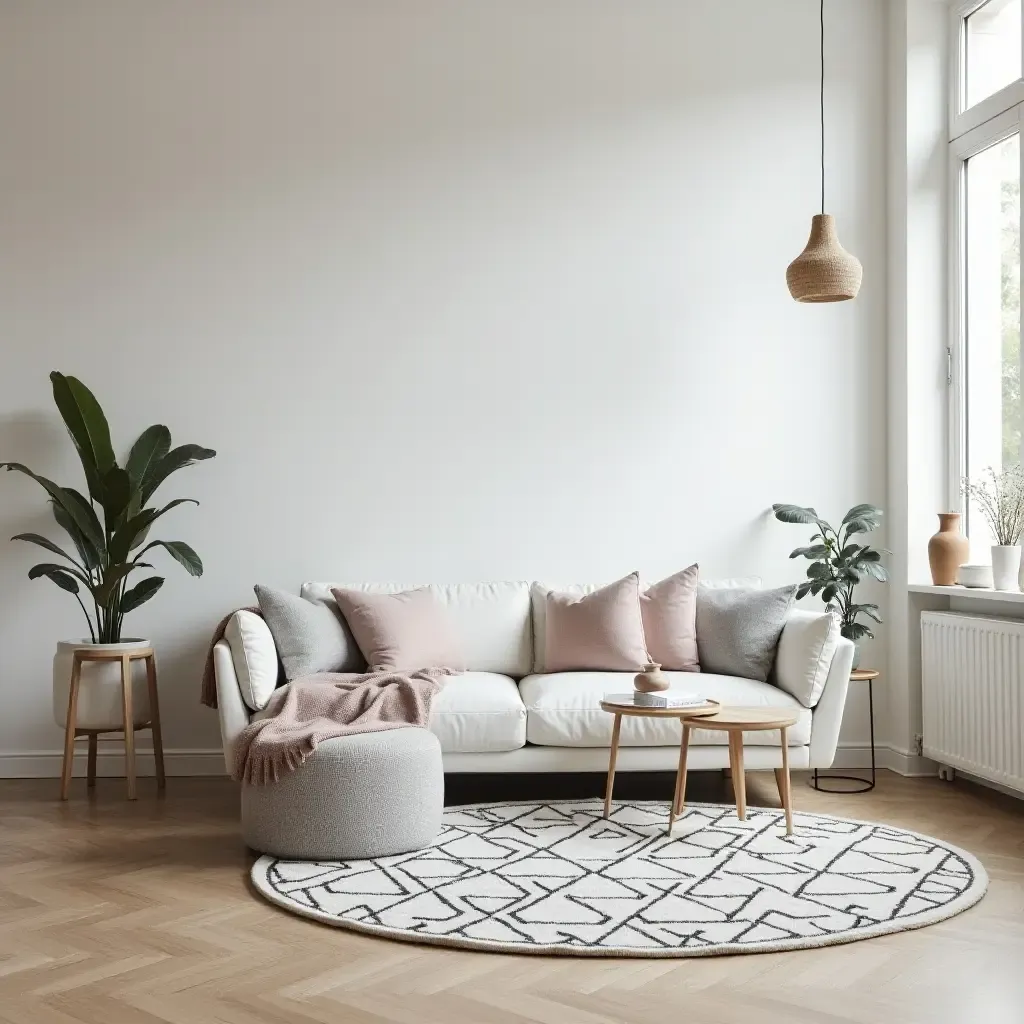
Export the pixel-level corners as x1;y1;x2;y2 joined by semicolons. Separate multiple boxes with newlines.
909;583;1024;604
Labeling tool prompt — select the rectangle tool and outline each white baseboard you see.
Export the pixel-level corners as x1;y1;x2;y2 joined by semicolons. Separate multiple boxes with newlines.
828;742;938;778
0;747;226;778
0;742;934;780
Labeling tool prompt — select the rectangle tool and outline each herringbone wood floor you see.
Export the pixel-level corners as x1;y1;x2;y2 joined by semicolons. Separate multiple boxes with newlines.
0;771;1021;1024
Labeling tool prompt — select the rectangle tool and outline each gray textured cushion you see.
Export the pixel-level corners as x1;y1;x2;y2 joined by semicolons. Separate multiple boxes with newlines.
240;728;443;859
254;584;361;681
696;585;797;682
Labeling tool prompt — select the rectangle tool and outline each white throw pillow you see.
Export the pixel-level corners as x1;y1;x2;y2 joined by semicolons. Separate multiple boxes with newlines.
773;609;840;708
225;610;280;710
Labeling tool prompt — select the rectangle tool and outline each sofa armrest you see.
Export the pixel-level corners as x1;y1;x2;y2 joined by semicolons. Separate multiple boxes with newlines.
807;636;854;768
214;639;252;775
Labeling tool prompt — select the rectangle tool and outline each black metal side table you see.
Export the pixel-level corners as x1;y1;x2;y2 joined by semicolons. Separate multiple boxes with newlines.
811;668;879;793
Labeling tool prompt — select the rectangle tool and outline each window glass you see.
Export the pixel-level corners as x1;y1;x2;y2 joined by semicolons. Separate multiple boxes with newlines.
966;0;1022;109
964;132;1021;546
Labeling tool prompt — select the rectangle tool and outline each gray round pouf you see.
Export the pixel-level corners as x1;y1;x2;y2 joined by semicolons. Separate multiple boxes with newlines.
241;728;443;860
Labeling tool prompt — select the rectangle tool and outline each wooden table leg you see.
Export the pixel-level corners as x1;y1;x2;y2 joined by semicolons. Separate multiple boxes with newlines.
775;726;793;835
668;722;691;833
146;654;166;793
728;730;746;821
60;654;83;801
87;733;97;791
603;713;622;819
121;655;137;801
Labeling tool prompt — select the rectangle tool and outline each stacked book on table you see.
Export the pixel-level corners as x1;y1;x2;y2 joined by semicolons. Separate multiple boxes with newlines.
603;691;708;709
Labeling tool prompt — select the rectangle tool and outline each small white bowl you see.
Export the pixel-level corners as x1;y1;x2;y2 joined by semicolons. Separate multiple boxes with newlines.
957;564;993;589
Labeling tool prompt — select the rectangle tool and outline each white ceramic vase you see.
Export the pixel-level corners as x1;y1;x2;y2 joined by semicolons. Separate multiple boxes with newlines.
53;639;152;731
990;546;1021;592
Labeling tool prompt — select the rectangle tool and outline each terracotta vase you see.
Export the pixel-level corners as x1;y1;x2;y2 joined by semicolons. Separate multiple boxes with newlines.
927;513;969;586
634;663;669;693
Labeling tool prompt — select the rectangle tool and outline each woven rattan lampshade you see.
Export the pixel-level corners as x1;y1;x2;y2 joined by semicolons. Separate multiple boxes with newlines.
787;0;862;303
786;214;863;302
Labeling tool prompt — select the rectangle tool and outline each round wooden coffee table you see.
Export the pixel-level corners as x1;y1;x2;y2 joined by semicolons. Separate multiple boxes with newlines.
678;707;801;835
598;699;719;826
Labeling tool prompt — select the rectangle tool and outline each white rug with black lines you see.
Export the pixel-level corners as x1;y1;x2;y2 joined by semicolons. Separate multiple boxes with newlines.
251;800;988;957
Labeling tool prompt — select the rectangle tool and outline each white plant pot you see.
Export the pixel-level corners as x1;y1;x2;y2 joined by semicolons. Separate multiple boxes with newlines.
990;546;1022;592
53;639;152;731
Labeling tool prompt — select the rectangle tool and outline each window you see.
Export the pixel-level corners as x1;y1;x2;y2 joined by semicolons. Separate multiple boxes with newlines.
951;2;1024;550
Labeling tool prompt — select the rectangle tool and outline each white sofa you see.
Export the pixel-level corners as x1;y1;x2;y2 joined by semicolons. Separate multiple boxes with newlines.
213;581;855;776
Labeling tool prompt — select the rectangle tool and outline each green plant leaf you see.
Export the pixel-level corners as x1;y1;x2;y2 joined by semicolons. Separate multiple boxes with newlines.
0;464;105;554
772;503;822;525
49;372;115;499
91;563;139;605
100;466;132;522
31;565;82;594
790;544;828;560
851;548;882;563
11;532;81;566
140;444;216;505
28;561;89;587
842;621;873;641
108;498;199;564
842;504;883;526
796;583;813;599
806;562;830;579
50;500;101;570
850;602;883;623
821;584;837;604
861;561;889;582
844;518;880;536
839;543;862;559
126;425;172;488
136;539;203;576
120;576;164;613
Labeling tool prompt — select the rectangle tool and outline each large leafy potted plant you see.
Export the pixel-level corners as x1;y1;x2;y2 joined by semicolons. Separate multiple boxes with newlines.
2;372;215;731
772;503;888;669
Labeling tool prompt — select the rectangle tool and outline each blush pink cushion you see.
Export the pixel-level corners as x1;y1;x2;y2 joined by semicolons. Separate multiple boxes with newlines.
640;564;700;672
543;572;651;672
330;587;465;672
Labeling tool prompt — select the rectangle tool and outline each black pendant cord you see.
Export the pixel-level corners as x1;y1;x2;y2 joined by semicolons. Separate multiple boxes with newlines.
820;0;825;215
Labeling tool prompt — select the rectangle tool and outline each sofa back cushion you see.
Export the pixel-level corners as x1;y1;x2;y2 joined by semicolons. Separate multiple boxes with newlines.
331;586;466;672
773;608;840;707
531;576;761;673
541;573;651;672
302;581;533;677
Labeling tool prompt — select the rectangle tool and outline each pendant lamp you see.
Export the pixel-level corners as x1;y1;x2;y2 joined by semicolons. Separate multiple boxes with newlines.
786;0;862;303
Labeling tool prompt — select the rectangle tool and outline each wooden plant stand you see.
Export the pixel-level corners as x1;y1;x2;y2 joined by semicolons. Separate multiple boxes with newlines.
59;646;166;801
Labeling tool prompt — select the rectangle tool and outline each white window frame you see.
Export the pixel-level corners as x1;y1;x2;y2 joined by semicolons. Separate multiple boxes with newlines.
948;0;1024;511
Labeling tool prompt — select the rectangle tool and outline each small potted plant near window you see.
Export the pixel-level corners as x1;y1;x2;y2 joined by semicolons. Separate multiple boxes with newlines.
2;372;215;733
962;465;1024;591
772;503;888;670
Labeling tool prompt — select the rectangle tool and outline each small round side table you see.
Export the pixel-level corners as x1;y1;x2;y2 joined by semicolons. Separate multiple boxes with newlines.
811;668;879;794
59;646;166;801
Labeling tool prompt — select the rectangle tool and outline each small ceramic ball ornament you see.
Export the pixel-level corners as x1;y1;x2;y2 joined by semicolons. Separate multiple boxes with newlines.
634;663;669;693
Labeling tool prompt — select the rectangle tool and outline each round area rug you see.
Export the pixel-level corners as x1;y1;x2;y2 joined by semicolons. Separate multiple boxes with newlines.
250;800;988;957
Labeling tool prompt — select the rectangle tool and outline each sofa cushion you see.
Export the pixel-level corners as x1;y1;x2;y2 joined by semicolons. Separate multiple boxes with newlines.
224;610;280;710
302;582;532;677
696;584;797;682
255;585;359;680
640;564;700;672
531;576;761;673
429;672;526;753
331;586;466;672
519;671;810;747
541;573;650;672
774;609;840;708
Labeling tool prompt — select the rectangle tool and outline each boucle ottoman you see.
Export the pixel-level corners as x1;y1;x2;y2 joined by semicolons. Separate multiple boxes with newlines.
241;728;443;860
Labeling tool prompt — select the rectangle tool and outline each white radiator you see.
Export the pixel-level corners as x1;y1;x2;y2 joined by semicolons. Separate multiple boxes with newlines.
921;611;1024;794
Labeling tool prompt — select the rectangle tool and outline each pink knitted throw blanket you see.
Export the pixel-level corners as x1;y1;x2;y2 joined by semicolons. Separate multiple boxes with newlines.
232;668;450;785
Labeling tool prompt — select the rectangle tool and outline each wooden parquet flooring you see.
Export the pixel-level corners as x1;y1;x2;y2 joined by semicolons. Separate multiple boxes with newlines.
0;771;1021;1024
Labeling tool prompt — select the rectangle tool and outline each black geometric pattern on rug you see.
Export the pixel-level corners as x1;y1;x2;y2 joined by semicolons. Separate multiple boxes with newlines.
252;800;987;956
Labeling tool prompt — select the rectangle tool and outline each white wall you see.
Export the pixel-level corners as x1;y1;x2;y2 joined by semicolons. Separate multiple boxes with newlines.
0;0;887;774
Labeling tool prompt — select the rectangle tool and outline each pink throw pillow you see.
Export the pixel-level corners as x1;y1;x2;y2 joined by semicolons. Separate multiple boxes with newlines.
640;564;700;672
544;572;651;672
330;587;465;672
